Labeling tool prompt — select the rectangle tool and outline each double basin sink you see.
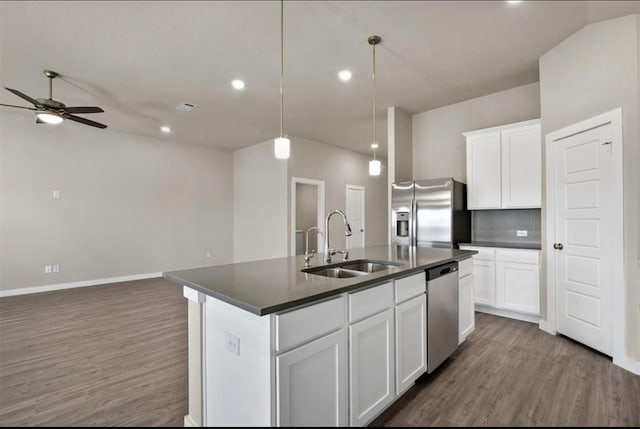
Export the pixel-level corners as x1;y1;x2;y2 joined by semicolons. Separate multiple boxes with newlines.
302;259;402;278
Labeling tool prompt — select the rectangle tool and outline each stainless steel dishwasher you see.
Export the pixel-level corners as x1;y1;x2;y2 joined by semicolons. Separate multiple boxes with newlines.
426;261;459;373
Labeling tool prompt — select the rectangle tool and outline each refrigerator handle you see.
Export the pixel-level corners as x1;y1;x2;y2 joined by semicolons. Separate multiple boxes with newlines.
411;198;417;246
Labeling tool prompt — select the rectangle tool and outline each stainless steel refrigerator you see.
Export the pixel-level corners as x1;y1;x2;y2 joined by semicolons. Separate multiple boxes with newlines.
391;178;471;248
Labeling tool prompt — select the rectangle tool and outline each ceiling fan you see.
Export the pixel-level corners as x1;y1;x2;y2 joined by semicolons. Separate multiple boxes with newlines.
0;69;107;129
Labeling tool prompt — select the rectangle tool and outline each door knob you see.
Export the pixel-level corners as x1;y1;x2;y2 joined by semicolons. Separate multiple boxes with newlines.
360;229;364;232
553;243;564;250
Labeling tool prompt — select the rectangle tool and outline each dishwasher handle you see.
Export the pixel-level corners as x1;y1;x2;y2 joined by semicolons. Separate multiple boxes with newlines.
427;261;458;281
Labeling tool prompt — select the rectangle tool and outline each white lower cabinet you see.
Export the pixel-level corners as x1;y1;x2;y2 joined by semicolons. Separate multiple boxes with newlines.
496;261;539;314
395;294;427;395
460;245;540;322
458;259;475;344
276;329;348;427
348;308;395;427
472;260;496;306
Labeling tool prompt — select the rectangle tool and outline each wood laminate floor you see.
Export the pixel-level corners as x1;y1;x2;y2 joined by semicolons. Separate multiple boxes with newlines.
0;279;187;427
1;278;638;427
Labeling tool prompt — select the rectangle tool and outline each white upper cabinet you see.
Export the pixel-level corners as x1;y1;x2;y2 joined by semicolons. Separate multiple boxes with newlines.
466;132;502;209
464;119;541;209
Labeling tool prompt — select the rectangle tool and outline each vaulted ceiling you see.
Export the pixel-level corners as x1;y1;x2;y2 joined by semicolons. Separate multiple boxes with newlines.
1;1;638;155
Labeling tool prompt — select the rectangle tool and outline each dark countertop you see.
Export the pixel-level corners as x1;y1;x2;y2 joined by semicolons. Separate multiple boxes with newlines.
459;241;541;250
164;245;476;316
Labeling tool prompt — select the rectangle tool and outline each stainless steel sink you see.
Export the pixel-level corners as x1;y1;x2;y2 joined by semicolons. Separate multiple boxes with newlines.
303;267;368;278
302;259;402;278
336;261;401;273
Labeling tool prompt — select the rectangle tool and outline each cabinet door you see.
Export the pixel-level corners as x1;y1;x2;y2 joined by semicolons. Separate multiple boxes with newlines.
458;275;475;344
473;261;496;306
466;132;502;209
395;294;427;396
496;262;540;314
277;329;347;427
501;123;541;208
349;308;395;427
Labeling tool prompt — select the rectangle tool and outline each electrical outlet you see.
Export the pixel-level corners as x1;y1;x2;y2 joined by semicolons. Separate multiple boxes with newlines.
205;251;211;259
45;265;52;274
225;332;240;356
517;230;528;237
52;189;60;199
52;264;60;273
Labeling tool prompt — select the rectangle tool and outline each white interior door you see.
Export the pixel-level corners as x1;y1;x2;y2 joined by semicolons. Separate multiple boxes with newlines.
554;122;616;356
346;186;365;249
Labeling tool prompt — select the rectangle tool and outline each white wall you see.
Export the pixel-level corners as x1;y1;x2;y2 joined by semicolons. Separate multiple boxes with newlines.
233;140;288;263
287;136;388;254
0;110;233;292
539;14;640;361
412;82;541;182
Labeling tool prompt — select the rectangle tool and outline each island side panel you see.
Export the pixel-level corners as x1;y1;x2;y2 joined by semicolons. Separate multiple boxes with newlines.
203;295;273;426
183;287;205;427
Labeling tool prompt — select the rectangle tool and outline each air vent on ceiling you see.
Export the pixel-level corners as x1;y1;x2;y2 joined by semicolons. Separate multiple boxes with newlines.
176;102;197;112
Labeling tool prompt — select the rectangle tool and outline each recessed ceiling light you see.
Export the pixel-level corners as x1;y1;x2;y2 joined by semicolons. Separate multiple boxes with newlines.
507;1;522;4
371;143;379;149
338;70;352;81
161;125;171;133
231;79;245;90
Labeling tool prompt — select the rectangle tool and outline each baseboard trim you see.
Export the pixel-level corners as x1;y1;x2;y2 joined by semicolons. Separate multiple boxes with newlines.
475;305;540;324
0;272;163;297
184;414;199;427
538;319;556;335
614;355;640;375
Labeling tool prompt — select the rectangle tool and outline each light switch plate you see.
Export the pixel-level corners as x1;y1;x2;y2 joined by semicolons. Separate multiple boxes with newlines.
517;230;528;237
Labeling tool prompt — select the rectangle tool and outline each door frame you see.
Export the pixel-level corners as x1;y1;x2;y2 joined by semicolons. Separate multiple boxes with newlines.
291;177;325;257
543;108;626;368
345;184;366;250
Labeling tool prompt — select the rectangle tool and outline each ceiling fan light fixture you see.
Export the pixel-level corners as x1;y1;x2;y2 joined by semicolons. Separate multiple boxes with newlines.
36;111;63;124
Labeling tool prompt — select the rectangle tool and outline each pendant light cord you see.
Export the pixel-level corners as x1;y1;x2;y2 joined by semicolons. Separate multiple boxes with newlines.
280;0;284;138
372;40;376;151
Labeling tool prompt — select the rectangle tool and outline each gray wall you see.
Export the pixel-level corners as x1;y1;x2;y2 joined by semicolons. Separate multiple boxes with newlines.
287;136;388;254
0;110;233;292
412;82;541;182
233;140;288;263
539;14;640;361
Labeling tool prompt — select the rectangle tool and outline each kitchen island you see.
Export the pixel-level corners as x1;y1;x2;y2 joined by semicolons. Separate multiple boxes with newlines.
164;245;476;427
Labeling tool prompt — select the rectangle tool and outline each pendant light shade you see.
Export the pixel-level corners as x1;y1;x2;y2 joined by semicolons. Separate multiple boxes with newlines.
274;136;290;159
274;0;290;159
368;35;382;176
369;159;381;176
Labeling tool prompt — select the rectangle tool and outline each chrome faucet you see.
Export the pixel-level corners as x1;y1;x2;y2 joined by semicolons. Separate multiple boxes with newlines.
304;226;324;267
324;209;353;263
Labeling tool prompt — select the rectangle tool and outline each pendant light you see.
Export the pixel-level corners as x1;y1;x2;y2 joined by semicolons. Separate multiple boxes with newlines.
274;0;290;159
368;35;382;176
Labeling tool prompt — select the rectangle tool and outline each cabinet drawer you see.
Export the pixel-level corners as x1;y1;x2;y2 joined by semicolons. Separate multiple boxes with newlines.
459;258;473;278
496;249;539;265
348;282;394;323
394;272;426;304
276;296;346;353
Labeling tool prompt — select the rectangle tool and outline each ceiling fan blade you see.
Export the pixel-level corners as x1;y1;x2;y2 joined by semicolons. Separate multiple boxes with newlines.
62;113;107;129
5;87;39;106
63;106;104;114
0;103;37;111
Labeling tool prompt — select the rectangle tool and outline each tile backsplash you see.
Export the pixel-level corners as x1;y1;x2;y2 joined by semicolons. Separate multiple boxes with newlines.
472;209;541;244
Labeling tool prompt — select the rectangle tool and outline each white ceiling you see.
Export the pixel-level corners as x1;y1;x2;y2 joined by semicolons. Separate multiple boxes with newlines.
1;1;638;155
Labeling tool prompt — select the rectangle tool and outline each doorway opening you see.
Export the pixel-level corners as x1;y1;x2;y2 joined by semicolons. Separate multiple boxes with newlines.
291;177;325;256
